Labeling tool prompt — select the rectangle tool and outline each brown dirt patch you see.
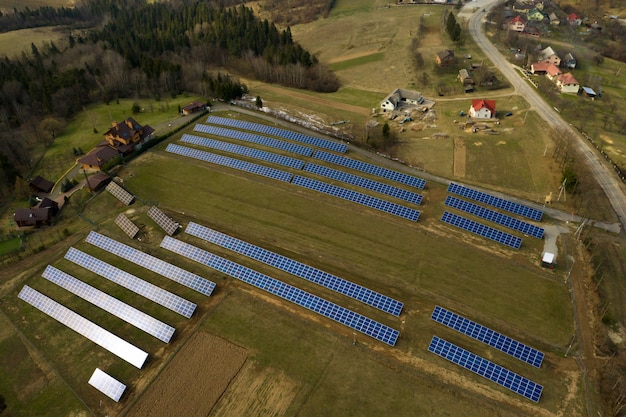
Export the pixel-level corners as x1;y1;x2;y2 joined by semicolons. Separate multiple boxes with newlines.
453;136;466;178
127;332;248;417
210;361;300;417
327;50;380;64
260;84;370;116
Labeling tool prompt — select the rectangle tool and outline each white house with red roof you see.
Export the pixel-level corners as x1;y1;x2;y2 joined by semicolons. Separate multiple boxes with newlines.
556;73;580;94
469;100;496;119
568;13;582;26
509;15;526;32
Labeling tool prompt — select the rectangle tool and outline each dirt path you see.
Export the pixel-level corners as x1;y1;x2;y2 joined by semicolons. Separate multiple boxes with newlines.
453;136;466;178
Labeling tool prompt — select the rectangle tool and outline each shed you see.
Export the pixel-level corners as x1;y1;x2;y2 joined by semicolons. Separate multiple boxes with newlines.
29;176;54;194
581;87;596;98
541;252;555;268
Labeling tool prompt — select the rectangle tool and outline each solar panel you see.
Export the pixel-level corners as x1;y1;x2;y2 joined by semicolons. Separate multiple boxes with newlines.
147;206;179;236
115;213;139;239
441;211;522;249
304;163;423;205
88;368;126;402
85;231;216;296
313;150;426;189
445;196;544;239
447;183;543;221
181;134;305;169
166;144;293;182
42;265;175;343
292;176;420;221
194;124;313;156
105;182;134;205
18;285;148;369
207;115;347;153
428;336;543;402
431;306;544;368
65;247;196;318
185;222;403;316
160;237;399;346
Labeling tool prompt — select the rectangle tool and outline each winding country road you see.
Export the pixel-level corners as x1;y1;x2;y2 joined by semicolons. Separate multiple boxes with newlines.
462;0;626;233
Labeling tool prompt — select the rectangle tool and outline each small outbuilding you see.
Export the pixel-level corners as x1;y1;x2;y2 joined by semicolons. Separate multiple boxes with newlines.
29;176;54;194
580;86;597;98
182;101;207;116
541;252;556;269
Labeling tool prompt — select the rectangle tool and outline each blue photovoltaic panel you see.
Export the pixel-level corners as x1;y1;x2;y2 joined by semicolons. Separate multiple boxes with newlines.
207;115;347;153
42;265;175;343
185;222;403;316
160;236;399;346
181;134;305;169
304;163;423;205
428;336;543;402
18;285;148;369
85;231;216;296
448;183;543;221
445;196;544;239
313;150;426;189
431;306;544;368
292;176;420;222
194;124;313;156
166;144;293;183
65;247;196;319
441;211;522;249
88;368;126;402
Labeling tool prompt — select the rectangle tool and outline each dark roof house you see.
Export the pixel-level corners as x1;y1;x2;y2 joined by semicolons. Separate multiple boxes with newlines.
182;101;207;116
14;207;53;228
78;144;120;172
436;50;456;66
29;176;54;193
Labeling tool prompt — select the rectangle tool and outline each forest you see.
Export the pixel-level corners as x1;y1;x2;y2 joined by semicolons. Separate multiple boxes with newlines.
0;0;339;200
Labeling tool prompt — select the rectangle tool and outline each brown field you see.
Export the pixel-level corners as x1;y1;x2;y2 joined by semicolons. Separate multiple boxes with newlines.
0;26;68;59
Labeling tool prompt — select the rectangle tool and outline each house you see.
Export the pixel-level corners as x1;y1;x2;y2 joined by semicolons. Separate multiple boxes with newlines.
528;8;546;21
104;118;155;155
537;46;561;66
38;198;59;216
469;99;496;119
181;101;207;116
530;62;561;79
29;175;54;194
380;89;424;112
568;13;582;26
457;69;474;85
563;53;576;69
85;172;112;192
580;87;597;98
556;73;580;93
523;25;541;37
509;15;526;32
13;207;53;228
436;50;455;66
78;144;120;172
548;12;560;25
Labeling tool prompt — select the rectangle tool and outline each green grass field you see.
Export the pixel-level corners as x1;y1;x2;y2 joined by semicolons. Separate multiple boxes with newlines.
0;236;21;256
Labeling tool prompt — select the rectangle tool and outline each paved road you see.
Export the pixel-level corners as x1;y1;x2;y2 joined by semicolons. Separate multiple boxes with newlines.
463;0;626;233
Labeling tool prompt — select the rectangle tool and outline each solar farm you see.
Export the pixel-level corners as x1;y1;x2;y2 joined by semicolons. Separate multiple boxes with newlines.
4;111;581;417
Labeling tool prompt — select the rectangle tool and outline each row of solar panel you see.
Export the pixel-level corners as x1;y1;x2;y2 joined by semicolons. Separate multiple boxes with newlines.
313;150;426;189
42;265;175;343
207;115;348;153
181;134;305;170
431;306;544;368
445;196;544;239
166;144;294;183
428;336;543;402
86;231;216;296
185;222;403;316
441;211;522;249
194;124;313;156
448;183;543;221
160;236;400;346
106;182;134;205
89;368;126;402
293;176;421;222
147;206;179;236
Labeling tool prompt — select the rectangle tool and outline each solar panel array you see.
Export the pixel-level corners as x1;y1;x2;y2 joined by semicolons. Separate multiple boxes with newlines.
147;206;179;236
185;222;403;316
313;150;426;189
18;285;148;369
86;231;216;296
65;247;196;318
292;176;420;222
304;163;423;205
181;134;305;169
441;211;522;249
428;336;543;402
88;368;126;402
194;124;313;156
445;196;544;239
115;213;139;239
431;306;544;368
207;115;347;153
42;266;175;343
448;183;543;221
105;182;134;205
166;144;293;183
160;236;399;346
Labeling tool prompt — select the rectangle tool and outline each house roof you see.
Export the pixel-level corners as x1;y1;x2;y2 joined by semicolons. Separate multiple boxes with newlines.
471;99;496;113
140;125;155;140
582;86;596;95
549;12;559;21
437;50;454;60
38;198;58;210
86;172;112;191
458;69;471;79
568;13;580;21
538;46;557;60
557;73;579;85
14;207;50;226
530;62;560;75
29;175;54;193
564;52;575;61
78;145;119;167
510;15;525;24
182;101;206;112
